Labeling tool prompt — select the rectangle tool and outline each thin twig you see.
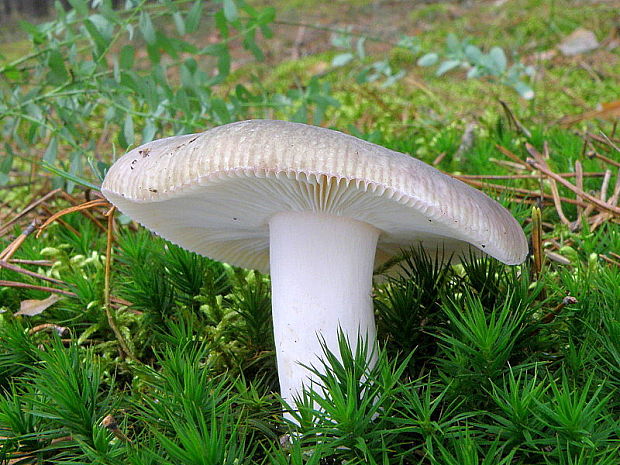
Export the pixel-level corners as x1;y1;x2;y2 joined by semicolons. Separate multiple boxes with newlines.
40;204;81;237
531;206;543;279
0;280;77;297
432;152;447;166
489;158;528;171
575;160;583;218
103;207;137;361
0;260;67;286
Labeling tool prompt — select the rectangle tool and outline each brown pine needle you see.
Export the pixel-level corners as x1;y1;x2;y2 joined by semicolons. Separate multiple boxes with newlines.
525;144;571;226
455;171;604;181
600;254;620;267
495;145;530;168
0;188;61;237
454;177;588;208
29;324;69;336
575;160;584;218
41;204;82;237
600;170;612;202
540;296;578;324
586;148;620;169
8;259;53;266
499;100;532;138
0;280;77;297
60;191;107;233
0;260;67;287
36;199;110;238
531;206;543;279
526;158;620;217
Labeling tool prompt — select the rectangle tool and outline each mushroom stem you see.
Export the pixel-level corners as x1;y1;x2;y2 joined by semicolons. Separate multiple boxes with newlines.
269;211;380;415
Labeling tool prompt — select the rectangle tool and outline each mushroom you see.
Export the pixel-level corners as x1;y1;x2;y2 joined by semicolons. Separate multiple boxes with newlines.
102;119;528;413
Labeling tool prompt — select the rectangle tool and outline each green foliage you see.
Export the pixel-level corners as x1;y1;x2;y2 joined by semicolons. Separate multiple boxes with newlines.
0;319;40;385
374;246;455;370
436;292;530;398
0;0;279;189
288;330;410;463
331;30;419;87
417;34;535;99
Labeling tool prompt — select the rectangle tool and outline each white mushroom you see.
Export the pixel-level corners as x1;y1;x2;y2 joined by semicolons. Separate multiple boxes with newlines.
102;119;528;414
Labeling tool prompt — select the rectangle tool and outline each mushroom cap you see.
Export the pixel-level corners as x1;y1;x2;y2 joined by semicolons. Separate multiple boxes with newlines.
102;120;528;271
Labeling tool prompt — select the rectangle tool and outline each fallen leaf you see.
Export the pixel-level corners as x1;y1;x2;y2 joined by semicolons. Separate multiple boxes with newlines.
16;294;61;316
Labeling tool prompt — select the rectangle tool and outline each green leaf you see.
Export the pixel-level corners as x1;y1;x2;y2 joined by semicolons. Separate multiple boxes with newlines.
467;66;483;79
83;19;107;58
173;11;186;36
66;151;83;194
175;89;191;115
123;113;135;148
332;53;354;67
0;148;13;186
356;37;366;59
3;64;23;81
446;33;460;53
512;81;534;100
257;7;276;37
223;0;239;22
142;120;157;143
42;137;59;163
146;42;162;64
186;0;204;33
417;53;438;67
47;50;70;85
243;29;264;61
67;0;89;17
139;11;156;45
436;59;461;76
203;43;231;79
211;98;231;124
40;161;101;191
119;45;135;70
19;20;45;44
464;45;483;63
215;10;229;38
489;46;507;73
